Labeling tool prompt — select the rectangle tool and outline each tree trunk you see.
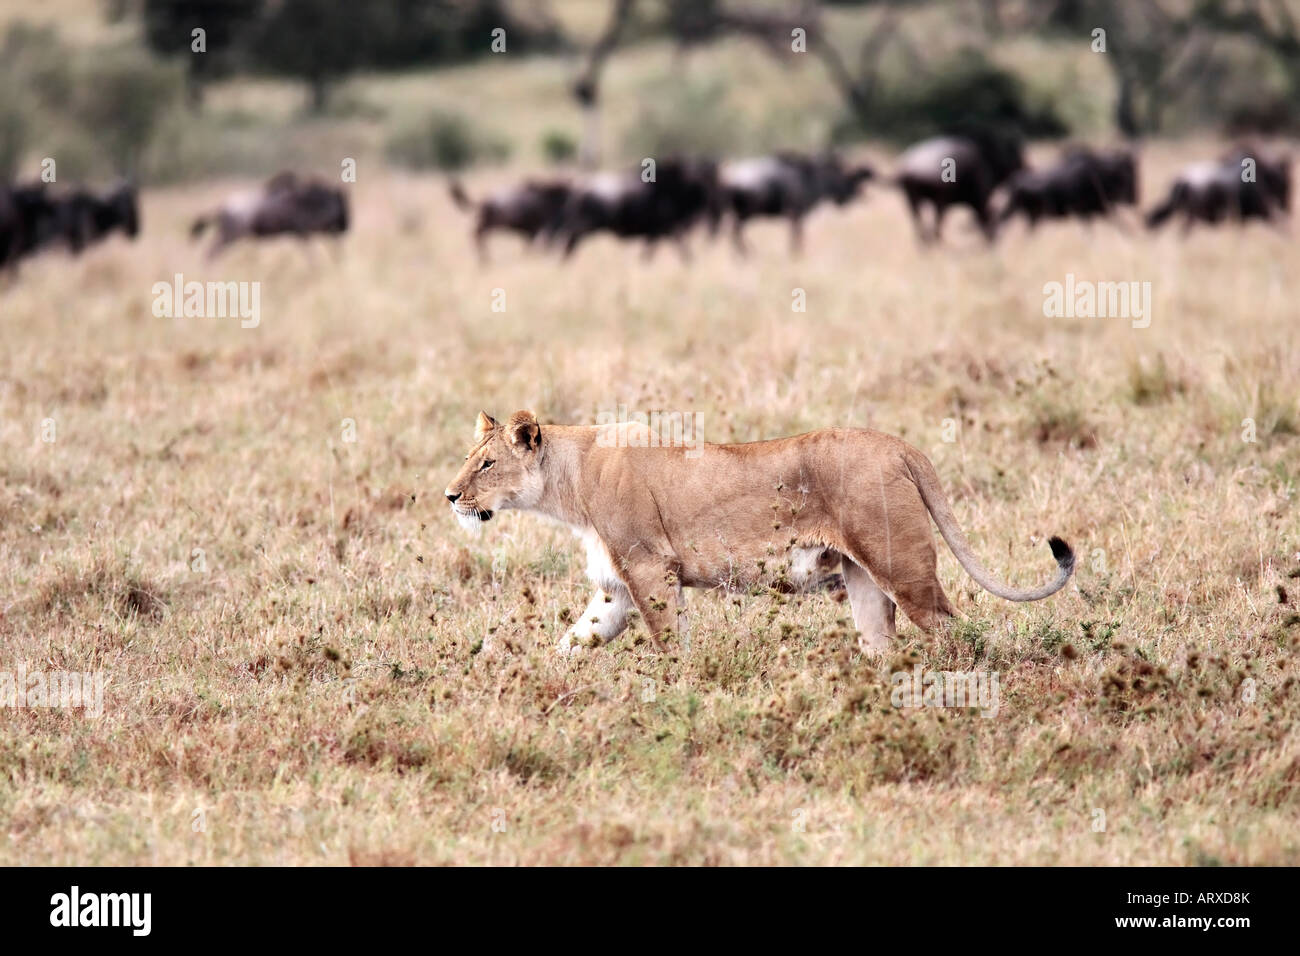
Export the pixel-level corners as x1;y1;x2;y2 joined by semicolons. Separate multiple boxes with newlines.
309;75;330;114
1115;73;1138;138
186;66;205;113
580;103;600;170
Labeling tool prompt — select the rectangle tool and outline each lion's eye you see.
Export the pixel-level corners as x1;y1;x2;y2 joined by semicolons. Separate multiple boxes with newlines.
479;459;495;472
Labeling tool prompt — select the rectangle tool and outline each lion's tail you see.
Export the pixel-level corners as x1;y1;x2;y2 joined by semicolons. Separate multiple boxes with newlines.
903;448;1075;602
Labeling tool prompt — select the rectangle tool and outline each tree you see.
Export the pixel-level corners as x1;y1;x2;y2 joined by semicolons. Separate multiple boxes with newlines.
141;0;264;110
572;0;638;167
247;0;367;113
246;0;563;114
570;0;1048;155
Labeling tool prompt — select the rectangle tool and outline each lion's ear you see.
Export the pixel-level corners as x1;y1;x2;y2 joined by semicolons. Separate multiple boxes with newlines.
507;410;541;452
474;411;498;441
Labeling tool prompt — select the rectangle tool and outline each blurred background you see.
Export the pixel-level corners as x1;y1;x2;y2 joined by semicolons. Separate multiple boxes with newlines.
1;0;1297;185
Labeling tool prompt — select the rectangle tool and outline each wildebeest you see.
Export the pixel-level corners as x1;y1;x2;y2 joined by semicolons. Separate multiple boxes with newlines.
0;187;21;270
57;182;141;252
715;151;875;254
1146;147;1290;231
448;177;572;261
999;147;1138;229
0;182;61;270
190;172;349;258
552;157;720;260
894;130;1025;243
1;181;140;270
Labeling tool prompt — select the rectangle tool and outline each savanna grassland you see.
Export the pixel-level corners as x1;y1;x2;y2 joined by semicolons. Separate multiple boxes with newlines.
2;137;1298;865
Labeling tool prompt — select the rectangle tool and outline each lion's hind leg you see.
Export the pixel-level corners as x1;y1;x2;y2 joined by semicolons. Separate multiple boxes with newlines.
840;540;955;642
890;575;957;634
841;558;897;654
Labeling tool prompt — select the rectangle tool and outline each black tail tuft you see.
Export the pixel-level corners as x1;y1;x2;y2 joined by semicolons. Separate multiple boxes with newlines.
1048;536;1075;571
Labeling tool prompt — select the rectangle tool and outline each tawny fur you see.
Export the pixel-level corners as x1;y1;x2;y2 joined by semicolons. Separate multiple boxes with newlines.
445;410;1074;656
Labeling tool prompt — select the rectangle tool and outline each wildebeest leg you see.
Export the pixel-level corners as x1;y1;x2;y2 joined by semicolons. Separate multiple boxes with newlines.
674;233;692;263
788;214;804;255
474;224;489;264
904;189;931;243
561;231;582;260
973;201;997;243
731;217;749;256
642;239;657;262
1261;207;1290;236
205;235;231;261
932;201;951;242
317;236;343;267
997;200;1021;232
527;225;552;253
204;218;239;261
299;234;323;266
0;235;17;278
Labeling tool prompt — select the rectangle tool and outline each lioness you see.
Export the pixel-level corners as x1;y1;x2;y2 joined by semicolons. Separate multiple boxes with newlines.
445;410;1075;655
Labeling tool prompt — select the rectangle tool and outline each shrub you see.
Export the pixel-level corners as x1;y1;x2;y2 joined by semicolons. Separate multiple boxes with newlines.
541;129;577;165
385;109;510;171
620;76;742;158
834;47;1069;144
72;49;182;172
1126;352;1188;406
0;100;25;180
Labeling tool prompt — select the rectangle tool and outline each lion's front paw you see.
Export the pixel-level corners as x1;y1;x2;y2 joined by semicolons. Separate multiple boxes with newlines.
856;632;893;656
555;632;594;656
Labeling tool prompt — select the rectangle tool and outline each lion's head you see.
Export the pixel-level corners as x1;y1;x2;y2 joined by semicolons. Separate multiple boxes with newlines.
444;410;543;529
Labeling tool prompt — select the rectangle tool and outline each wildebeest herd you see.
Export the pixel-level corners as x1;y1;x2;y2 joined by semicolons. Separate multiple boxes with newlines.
448;150;876;260
0;172;347;272
448;133;1290;261
0;133;1290;275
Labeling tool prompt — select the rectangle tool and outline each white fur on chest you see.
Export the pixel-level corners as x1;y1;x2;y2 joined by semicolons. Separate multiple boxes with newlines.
580;530;624;593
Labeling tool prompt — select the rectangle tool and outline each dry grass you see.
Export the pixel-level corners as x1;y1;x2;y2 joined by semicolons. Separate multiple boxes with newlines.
1;141;1298;865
